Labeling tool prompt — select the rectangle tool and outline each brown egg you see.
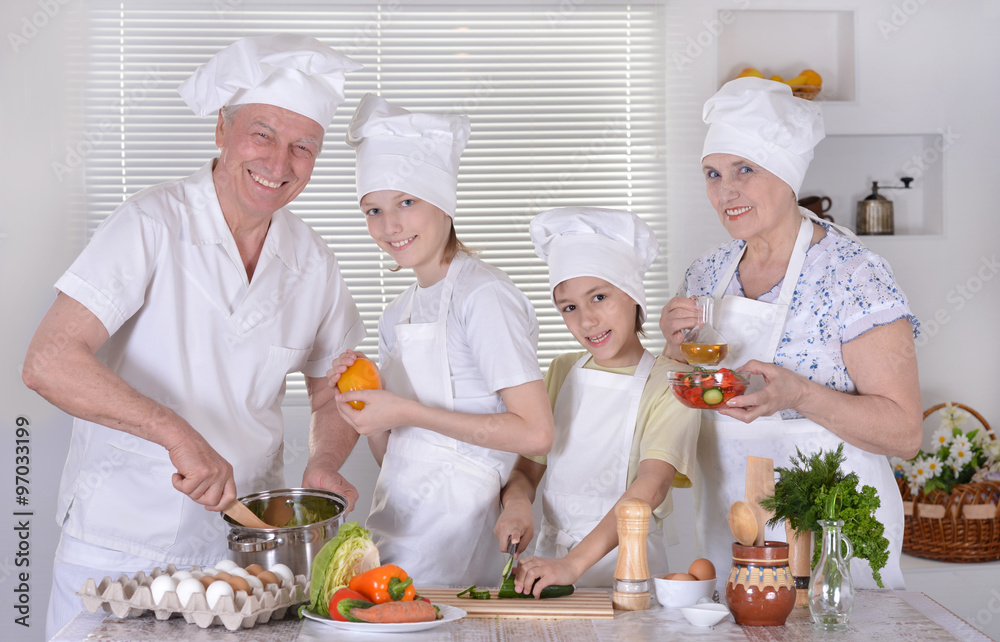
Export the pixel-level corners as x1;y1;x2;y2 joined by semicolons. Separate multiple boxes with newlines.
226;576;250;594
213;571;232;582
687;558;716;581
664;572;696;581
256;570;280;587
245;564;264;577
198;575;216;590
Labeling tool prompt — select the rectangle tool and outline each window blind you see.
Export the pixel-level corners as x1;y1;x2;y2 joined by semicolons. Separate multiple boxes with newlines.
78;1;668;404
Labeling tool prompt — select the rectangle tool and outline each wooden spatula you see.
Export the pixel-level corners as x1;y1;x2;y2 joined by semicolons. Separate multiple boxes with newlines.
745;456;775;546
223;499;273;529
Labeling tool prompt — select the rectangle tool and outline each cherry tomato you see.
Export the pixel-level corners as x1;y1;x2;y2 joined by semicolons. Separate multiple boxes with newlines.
329;588;367;621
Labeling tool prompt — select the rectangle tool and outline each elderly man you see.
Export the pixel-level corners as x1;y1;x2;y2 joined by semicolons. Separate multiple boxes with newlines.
22;34;365;637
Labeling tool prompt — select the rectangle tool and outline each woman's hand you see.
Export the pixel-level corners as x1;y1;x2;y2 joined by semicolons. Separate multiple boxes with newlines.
659;296;699;361
325;349;367;389
513;555;584;597
717;359;808;422
336;389;414;436
494;497;535;557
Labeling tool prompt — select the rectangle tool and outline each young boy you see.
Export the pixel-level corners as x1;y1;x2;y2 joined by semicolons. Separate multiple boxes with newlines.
495;207;700;593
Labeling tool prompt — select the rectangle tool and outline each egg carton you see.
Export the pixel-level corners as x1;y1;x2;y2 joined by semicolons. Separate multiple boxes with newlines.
77;564;309;631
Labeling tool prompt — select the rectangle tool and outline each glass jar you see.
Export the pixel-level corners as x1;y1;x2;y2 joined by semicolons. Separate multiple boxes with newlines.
808;519;855;631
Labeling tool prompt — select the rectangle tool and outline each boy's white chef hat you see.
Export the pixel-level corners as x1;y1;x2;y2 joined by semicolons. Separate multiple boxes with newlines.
347;93;471;218
177;33;361;129
530;207;659;322
701;77;824;195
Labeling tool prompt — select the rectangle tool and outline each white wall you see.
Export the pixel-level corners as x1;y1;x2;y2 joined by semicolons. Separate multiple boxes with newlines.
1;2;998;641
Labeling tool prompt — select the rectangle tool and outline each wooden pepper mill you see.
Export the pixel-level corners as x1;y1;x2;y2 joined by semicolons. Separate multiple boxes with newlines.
612;497;651;611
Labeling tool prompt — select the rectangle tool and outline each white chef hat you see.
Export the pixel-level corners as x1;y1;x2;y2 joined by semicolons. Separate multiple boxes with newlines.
530;207;659;322
177;34;362;129
701;77;825;195
347;93;471;218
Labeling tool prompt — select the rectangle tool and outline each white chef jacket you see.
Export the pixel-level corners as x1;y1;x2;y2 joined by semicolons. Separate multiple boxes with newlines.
53;159;365;565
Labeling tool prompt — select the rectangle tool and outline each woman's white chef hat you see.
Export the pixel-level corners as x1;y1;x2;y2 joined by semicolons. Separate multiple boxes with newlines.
177;34;362;129
530;207;659;322
347;93;471;218
701;77;825;195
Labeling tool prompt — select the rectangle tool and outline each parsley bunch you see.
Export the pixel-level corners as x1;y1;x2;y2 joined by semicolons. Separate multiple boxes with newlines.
760;443;889;588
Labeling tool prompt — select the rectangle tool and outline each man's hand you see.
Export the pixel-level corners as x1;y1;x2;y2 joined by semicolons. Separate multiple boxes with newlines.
302;464;359;514
166;431;237;512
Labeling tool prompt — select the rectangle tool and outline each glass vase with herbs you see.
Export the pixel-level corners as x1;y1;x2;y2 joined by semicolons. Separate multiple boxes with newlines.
759;444;890;589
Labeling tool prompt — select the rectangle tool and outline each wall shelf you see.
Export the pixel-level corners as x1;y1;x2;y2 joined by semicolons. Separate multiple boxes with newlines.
716;9;855;102
800;134;945;237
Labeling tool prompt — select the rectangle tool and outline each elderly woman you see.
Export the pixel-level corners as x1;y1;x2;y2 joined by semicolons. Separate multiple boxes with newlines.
660;78;922;589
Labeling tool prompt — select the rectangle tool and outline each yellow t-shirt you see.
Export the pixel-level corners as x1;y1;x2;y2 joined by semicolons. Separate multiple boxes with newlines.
527;351;701;519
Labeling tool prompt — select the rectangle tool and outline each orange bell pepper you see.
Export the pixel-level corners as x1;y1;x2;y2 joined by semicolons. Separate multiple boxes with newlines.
348;564;416;604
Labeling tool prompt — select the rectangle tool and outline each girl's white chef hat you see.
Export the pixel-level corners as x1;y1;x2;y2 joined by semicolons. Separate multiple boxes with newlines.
701;77;825;195
530;207;658;322
347;93;471;218
177;34;362;129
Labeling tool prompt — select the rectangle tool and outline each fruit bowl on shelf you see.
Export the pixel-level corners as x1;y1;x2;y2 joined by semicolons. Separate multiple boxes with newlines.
788;85;821;100
667;368;748;410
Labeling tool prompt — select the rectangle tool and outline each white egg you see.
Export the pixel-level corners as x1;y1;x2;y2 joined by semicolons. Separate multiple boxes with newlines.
174;577;206;608
228;567;251;579
150;574;177;605
201;567;219;576
214;559;239;572
170;570;193;582
245;575;263;591
205;580;235;609
269;563;294;585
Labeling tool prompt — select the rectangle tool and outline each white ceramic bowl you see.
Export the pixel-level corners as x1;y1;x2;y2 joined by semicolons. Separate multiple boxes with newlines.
680;602;730;627
652;577;716;608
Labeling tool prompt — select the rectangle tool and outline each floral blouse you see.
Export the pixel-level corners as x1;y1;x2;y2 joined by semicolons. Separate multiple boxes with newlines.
680;222;920;405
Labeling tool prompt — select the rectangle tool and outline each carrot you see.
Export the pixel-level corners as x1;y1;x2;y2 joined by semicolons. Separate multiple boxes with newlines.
349;599;438;624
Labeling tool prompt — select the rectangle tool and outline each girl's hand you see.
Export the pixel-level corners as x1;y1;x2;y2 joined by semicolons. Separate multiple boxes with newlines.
514;555;584;598
494;498;534;557
325;349;367;389
659;296;699;361
718;359;808;422
336;389;413;436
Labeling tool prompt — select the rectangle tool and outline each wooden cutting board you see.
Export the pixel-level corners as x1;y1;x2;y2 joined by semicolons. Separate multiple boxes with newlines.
416;587;614;619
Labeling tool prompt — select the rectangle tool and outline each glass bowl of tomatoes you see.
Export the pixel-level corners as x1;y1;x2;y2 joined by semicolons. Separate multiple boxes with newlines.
667;368;748;410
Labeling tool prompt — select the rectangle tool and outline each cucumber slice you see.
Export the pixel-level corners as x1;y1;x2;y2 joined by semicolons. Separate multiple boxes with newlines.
702;388;724;405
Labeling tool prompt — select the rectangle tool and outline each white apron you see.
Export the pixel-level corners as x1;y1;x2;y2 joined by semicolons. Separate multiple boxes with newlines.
535;350;669;587
694;215;905;590
366;254;504;587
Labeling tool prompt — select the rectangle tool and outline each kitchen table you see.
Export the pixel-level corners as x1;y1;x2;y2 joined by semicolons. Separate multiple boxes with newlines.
53;590;991;641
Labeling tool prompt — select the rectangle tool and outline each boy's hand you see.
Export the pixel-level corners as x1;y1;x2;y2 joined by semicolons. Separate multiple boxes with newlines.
494;497;534;556
514;555;584;597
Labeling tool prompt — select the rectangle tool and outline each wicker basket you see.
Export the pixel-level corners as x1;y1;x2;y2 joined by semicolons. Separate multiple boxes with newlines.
897;403;1000;563
789;85;821;100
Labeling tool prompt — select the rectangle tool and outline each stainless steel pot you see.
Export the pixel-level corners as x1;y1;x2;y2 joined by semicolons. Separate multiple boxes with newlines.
223;488;346;580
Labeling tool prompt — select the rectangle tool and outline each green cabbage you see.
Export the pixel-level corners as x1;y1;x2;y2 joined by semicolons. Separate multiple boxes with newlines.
304;522;380;617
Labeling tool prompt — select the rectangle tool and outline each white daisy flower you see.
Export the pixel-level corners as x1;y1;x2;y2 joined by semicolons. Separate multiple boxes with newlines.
930;426;953;449
950;445;973;468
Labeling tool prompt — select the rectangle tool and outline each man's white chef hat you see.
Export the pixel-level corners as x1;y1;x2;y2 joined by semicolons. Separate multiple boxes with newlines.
347;93;471;218
177;34;362;129
702;77;825;195
530;207;659;322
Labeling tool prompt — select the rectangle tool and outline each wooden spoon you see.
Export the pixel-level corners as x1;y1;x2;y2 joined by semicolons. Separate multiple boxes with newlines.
728;500;758;546
223;500;274;529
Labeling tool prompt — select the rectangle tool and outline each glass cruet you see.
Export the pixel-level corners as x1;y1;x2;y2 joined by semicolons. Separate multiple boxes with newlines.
808;519;855;631
680;295;729;366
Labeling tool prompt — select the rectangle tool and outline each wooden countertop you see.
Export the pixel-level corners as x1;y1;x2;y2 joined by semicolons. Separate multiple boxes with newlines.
54;590;991;641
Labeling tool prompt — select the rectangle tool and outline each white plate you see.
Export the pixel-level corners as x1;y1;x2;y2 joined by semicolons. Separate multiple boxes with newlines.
302;603;465;633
